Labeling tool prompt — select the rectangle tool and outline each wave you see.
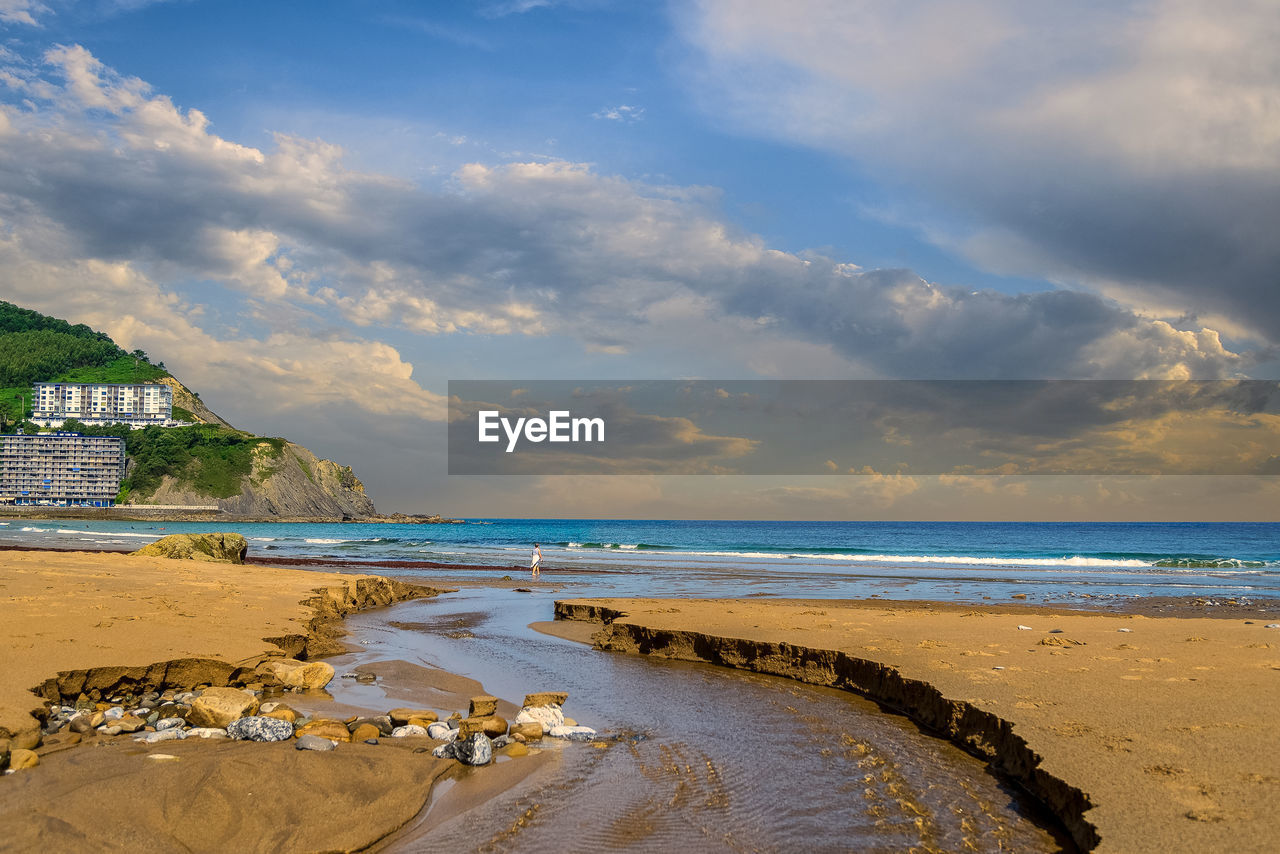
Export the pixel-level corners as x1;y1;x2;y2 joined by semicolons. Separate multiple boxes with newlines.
54;528;158;539
636;550;1270;570
1153;557;1268;569
562;541;674;551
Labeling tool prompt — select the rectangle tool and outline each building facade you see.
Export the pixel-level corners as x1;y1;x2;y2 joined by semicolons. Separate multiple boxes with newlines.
0;432;126;506
32;382;174;428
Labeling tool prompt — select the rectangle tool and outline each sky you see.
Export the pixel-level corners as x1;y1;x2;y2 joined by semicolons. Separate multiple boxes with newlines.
0;0;1276;519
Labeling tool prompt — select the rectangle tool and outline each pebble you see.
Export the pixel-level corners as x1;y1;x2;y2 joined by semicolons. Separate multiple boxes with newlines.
155;717;185;731
295;735;338;752
185;728;229;740
390;725;428;738
146;754;180;761
99;725;123;736
547;725;597;741
1016;625;1033;631
227;716;294;743
103;707;125;721
1266;624;1279;629
1118;628;1132;633
134;729;186;744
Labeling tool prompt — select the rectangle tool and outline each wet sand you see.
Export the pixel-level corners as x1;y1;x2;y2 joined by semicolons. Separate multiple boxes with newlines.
552;597;1280;853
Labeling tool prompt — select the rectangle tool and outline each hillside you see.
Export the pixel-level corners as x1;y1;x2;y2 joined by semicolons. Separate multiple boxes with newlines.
0;301;379;519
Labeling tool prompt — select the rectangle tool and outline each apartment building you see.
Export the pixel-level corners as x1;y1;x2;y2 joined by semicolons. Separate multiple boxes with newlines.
0;431;126;506
32;382;174;428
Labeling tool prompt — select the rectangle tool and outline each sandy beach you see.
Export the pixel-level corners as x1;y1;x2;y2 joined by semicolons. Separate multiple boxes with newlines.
0;548;538;853
552;597;1280;854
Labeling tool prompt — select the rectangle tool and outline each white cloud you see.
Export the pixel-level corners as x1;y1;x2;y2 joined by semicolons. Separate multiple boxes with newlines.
679;0;1280;342
593;104;644;122
0;0;48;26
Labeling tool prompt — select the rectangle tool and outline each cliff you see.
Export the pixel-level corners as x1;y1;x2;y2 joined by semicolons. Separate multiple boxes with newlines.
133;441;377;519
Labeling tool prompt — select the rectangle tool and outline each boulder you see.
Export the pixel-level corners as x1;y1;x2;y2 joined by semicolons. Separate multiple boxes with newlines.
468;696;498;717
295;720;350;743
259;659;335;691
9;748;39;770
349;716;393;736
227;716;294;743
186;688;258;729
388;708;438;726
432;733;492;766
459;716;507;738
350;723;381;742
508;722;544;741
426;722;456;741
295;734;338;752
522;692;568;708
390;725;428;738
514;705;564;734
130;532;248;564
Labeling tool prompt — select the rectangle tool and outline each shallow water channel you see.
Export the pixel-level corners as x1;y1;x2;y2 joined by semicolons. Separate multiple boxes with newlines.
299;586;1071;853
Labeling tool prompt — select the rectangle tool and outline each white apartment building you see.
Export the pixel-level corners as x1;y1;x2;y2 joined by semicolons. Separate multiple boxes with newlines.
32;382;175;428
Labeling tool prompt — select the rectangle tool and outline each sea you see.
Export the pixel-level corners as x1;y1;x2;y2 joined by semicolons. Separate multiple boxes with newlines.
5;518;1277;603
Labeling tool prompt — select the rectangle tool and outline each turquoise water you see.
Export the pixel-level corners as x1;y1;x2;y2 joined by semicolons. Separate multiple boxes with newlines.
6;518;1277;602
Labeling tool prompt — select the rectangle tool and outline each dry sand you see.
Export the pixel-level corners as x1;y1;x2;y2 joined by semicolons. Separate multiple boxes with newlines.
553;597;1280;854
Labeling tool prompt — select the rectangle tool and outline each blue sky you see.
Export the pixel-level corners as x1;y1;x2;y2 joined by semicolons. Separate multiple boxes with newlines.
1;0;1276;518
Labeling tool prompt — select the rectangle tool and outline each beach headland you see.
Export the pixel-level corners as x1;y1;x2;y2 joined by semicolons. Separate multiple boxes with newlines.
552;597;1280;854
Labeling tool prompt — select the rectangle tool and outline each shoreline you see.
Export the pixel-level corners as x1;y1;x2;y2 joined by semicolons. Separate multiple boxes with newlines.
554;597;1280;853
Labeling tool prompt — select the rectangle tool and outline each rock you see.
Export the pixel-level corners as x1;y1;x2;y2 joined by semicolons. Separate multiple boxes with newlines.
390;725;429;738
468;696;498;717
350;723;381;742
350;716;393;736
295;735;338;752
131;532;248;563
9;748;39;770
135;729;186;744
99;726;123;736
426;722;456;741
510;733;526;744
1016;625;1033;631
295;720;350;742
259;659;335;691
548;725;597;741
226;716;294;742
88;711;105;728
155;717;185;731
389;708;439;726
103;707;125;721
501;742;529;757
355;673;377;684
70;715;97;735
185;728;229;740
261;707;299;724
433;733;493;766
1266;624;1279;629
1011;593;1027;599
1118;628;1133;633
522;692;569;708
115;715;146;734
459;716;507;738
508;722;544;741
515;705;564;734
0;738;8;770
563;717;578;727
187;687;259;729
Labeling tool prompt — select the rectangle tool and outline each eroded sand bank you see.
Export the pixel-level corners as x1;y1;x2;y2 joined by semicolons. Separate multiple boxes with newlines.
553;597;1280;854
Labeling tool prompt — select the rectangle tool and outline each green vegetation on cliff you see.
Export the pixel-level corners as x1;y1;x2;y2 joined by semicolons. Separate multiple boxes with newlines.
63;421;287;499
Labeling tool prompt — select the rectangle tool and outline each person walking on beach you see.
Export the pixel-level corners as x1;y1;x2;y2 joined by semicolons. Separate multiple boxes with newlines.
530;543;542;579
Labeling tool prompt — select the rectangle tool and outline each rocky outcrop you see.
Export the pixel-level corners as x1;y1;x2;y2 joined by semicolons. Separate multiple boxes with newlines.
131;533;248;563
134;442;377;519
156;376;232;428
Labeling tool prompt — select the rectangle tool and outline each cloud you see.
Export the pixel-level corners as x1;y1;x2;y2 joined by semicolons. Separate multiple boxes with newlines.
0;43;1256;430
593;104;644;122
678;0;1280;343
0;0;47;25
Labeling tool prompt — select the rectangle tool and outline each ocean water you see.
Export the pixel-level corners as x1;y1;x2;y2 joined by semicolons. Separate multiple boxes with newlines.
5;518;1277;602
